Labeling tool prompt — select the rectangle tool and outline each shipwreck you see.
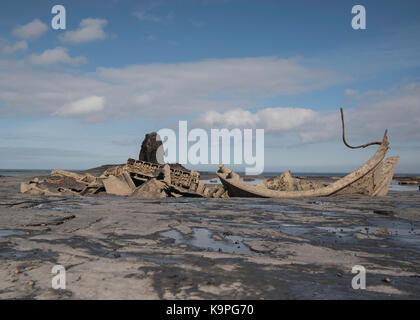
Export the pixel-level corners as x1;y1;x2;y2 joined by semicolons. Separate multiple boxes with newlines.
218;108;399;198
21;109;399;199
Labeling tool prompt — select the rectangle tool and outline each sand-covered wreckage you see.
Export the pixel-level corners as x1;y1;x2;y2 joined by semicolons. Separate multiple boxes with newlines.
20;132;229;199
21;109;399;199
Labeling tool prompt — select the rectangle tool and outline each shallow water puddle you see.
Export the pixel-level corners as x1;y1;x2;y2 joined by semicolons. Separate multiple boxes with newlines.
192;228;253;254
77;203;92;207
0;229;25;238
160;228;254;255
0;247;56;260
104;251;184;264
389;183;419;192
234;202;304;214
318;225;417;236
0;250;31;259
142;256;184;264
188;216;268;230
28;198;93;211
30;202;73;211
52;206;73;211
393;202;420;209
165;199;307;214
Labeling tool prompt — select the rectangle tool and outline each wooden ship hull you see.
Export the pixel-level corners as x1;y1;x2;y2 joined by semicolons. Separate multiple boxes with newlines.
216;132;399;198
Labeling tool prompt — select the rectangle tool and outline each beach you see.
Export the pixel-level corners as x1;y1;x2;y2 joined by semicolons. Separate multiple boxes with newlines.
0;173;419;299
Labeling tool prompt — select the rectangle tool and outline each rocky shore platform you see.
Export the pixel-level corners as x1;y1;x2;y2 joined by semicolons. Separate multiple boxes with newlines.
0;175;419;299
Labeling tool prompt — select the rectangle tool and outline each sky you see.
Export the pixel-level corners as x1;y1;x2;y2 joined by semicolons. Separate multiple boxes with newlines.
0;0;419;173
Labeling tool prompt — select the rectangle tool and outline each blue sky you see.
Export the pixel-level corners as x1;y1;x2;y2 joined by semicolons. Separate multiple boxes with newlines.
0;0;420;173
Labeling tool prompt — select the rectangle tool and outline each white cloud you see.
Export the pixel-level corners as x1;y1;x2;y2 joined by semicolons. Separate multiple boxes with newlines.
300;83;420;143
29;47;87;66
133;11;162;22
2;40;28;54
0;56;341;120
258;108;317;131
0;54;419;144
12;19;48;40
94;56;341;117
201;109;258;128
344;89;358;96
59;18;108;44
199;107;317;131
197;83;420;145
54;96;105;116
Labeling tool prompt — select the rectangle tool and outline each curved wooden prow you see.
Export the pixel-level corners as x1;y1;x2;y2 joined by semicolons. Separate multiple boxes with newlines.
217;118;391;198
340;107;387;149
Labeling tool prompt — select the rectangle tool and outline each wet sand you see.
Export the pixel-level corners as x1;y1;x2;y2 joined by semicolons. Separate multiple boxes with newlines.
0;175;419;299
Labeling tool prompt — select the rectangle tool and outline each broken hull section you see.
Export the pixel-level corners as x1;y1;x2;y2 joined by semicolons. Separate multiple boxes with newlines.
217;133;399;198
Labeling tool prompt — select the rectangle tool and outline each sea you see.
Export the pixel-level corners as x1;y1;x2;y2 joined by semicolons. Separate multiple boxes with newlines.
0;169;51;177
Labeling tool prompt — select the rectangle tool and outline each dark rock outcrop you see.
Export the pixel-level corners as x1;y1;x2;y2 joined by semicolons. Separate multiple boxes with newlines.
138;132;164;164
138;132;189;171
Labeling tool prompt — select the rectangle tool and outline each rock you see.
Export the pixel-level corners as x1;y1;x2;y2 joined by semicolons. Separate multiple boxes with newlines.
138;132;164;164
20;170;103;196
20;182;64;196
103;172;136;196
138;132;189;170
243;240;276;253
257;171;325;191
377;227;390;235
132;178;169;198
40;175;87;193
